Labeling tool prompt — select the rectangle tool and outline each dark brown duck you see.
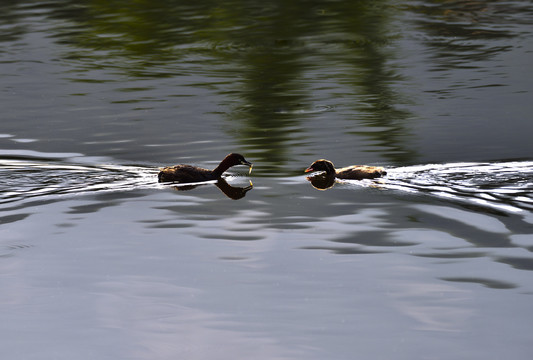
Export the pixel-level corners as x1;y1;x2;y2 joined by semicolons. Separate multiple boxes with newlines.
158;153;252;183
305;159;386;180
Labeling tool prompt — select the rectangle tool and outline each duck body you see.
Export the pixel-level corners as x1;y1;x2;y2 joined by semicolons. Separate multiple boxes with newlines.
158;153;252;183
334;165;387;180
158;164;217;183
305;159;386;180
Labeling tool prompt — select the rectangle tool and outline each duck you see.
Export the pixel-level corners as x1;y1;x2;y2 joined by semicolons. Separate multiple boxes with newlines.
158;153;252;183
305;159;386;180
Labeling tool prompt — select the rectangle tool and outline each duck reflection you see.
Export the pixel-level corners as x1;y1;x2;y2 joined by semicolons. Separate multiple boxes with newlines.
306;174;336;190
170;178;253;200
214;178;253;200
306;172;386;191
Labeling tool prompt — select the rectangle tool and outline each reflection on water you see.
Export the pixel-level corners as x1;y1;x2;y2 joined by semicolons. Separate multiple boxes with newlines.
165;178;254;200
92;276;292;359
2;0;533;358
0;0;423;168
1;0;531;167
306;173;336;190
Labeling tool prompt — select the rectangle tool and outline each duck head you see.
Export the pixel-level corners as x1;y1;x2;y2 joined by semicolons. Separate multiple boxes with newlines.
225;153;252;167
305;159;335;175
213;153;253;177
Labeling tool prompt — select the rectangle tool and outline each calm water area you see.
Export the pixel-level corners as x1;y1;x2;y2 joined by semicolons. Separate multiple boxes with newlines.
1;1;533;359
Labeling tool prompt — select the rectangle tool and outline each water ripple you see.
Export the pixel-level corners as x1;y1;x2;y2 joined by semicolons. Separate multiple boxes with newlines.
0;157;158;207
2;156;532;217
381;161;533;213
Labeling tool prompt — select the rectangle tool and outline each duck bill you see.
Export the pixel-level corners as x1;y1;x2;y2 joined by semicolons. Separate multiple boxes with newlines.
304;167;314;173
241;161;253;174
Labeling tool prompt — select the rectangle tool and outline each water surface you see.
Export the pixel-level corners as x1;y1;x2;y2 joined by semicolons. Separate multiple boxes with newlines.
1;1;533;359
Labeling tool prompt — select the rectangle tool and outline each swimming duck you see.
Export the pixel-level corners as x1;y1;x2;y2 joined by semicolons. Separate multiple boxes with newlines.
305;159;386;180
158;153;252;183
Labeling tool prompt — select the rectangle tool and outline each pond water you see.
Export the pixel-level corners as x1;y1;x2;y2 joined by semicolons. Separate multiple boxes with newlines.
1;1;533;359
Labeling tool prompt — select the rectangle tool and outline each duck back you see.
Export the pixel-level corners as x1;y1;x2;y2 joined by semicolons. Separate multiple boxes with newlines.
335;165;387;180
158;165;215;183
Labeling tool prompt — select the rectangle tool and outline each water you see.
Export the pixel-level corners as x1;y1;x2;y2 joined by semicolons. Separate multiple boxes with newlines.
1;1;533;359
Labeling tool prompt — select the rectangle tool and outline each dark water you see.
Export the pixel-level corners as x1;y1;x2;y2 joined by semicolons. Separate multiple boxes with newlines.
1;1;533;359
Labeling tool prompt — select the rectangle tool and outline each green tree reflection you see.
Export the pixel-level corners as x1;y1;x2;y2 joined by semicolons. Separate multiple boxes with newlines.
25;0;417;169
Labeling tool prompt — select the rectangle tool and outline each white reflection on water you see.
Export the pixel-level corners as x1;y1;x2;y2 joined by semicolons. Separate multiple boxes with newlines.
95;277;294;359
390;279;473;332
